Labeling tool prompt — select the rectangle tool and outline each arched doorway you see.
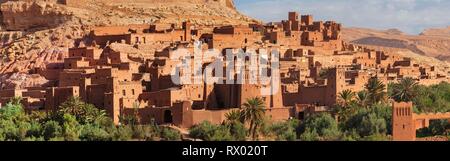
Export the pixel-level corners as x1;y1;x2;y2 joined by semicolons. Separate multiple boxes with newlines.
164;110;173;123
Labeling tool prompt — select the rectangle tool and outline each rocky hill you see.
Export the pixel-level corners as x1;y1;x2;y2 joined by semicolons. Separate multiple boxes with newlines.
342;26;450;62
0;0;258;88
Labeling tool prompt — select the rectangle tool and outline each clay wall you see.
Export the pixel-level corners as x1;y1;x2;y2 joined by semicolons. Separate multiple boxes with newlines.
45;86;79;111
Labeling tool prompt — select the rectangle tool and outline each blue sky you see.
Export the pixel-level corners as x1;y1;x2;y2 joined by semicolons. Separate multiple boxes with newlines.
235;0;450;34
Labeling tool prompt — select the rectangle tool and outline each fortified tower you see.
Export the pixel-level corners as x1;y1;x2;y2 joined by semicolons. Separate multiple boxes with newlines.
392;102;415;141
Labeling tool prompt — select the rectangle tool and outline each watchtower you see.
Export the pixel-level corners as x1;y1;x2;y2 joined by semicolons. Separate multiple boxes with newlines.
392;102;416;141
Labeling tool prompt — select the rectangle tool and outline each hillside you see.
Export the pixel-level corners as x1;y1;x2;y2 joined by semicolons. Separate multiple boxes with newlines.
0;0;259;89
342;26;450;62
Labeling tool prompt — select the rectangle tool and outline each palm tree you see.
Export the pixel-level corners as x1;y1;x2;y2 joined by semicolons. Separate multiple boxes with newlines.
391;77;419;102
365;77;386;106
224;110;242;125
338;89;356;107
356;90;369;108
59;97;85;117
240;97;266;141
58;97;106;124
9;96;23;106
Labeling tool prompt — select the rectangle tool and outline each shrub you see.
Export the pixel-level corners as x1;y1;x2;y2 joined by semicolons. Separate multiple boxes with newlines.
228;122;247;141
298;113;341;141
114;125;133;141
189;121;232;141
42;121;62;141
132;125;156;141
269;119;299;141
342;104;390;138
79;124;111;141
160;128;181;141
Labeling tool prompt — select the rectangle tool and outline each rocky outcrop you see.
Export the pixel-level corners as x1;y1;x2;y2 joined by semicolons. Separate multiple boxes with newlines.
1;1;72;31
0;73;49;89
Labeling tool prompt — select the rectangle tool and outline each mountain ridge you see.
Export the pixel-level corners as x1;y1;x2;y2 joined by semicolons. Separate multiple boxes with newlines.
343;26;450;62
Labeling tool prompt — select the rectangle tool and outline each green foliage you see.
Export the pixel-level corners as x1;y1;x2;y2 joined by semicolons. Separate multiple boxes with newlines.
56;97;107;124
268;119;299;141
411;82;450;113
356;90;369;108
228;121;247;141
0;96;176;141
189;121;233;141
132;125;157;141
341;104;391;138
42;121;62;141
417;120;450;137
62;114;81;141
9;96;23;106
340;129;361;141
0;103;31;141
27;121;43;138
298;113;341;141
390;77;419;102
299;128;320;141
79;124;112;141
241;97;266;140
160;127;181;141
338;89;356;107
224;110;243;124
0;102;26;121
365;77;387;105
113;125;133;141
358;133;390;141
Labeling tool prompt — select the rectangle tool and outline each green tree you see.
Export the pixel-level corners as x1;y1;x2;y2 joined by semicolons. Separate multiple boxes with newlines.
160;127;181;141
224;110;247;141
9;96;23;106
391;77;419;102
298;113;341;141
338;89;356;107
57;97;107;124
0;102;26;120
240;97;266;141
365;77;387;105
189;121;233;141
417;120;450;137
269;119;299;141
27;120;42;139
224;110;243;124
62;114;81;141
342;104;391;138
0;102;31;141
336;90;358;122
356;90;369;108
42;121;62;141
228;121;247;141
114;125;133;141
79;124;112;141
